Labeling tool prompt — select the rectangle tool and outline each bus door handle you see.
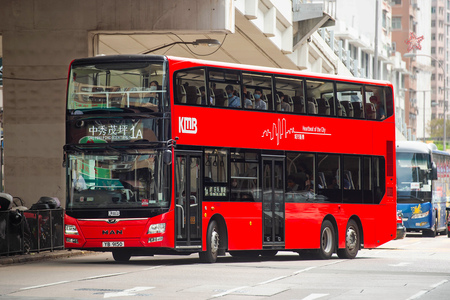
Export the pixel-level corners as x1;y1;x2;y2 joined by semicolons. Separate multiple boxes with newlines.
176;204;185;228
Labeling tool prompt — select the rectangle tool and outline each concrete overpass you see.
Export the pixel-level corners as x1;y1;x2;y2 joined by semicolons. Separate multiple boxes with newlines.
0;0;337;206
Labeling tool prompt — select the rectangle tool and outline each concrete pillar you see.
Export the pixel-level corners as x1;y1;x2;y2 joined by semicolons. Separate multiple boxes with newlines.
0;0;232;206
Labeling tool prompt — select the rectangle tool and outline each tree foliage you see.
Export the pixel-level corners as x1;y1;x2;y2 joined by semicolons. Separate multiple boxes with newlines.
427;118;450;149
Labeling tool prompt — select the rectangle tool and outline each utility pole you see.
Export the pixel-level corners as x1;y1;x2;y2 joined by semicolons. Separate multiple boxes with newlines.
373;0;379;80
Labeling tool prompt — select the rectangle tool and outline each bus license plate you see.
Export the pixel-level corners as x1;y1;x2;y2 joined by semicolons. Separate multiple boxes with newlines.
102;241;124;247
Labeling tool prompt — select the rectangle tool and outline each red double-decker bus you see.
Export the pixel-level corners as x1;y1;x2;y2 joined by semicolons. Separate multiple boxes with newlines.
64;55;396;262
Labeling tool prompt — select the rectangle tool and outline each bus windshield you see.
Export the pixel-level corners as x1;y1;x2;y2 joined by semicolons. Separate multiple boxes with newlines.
396;152;432;203
68;61;167;112
67;149;170;209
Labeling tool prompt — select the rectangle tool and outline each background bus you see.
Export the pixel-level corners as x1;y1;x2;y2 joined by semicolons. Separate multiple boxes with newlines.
64;55;397;262
396;141;450;237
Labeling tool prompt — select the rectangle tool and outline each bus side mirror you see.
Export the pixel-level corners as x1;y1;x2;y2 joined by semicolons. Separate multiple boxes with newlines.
164;150;172;165
431;162;438;180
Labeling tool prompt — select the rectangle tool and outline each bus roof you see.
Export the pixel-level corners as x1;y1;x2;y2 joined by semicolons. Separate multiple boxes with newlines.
69;54;392;88
396;141;432;154
166;55;393;87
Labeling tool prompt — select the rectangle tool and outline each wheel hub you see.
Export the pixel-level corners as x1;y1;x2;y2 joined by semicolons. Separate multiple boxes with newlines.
210;230;219;253
346;227;357;251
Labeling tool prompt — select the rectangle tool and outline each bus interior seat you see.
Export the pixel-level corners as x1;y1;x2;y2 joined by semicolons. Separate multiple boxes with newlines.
104;86;122;107
176;85;187;104
352;101;363;118
246;92;255;109
214;89;227;107
344;170;355;189
267;93;281;111
87;86;107;104
317;98;330;115
341;101;354;117
307;98;318;114
318;172;326;189
292;96;305;113
285;95;294;112
294;172;307;190
240;192;254;201
261;94;270;110
185;86;200;105
365;102;376;119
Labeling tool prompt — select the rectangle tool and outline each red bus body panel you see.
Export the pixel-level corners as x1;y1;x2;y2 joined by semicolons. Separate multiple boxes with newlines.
168;56;396;252
65;55;396;255
64;211;175;250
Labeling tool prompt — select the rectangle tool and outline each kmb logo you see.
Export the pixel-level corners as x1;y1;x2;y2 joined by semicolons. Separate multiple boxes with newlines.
179;117;197;134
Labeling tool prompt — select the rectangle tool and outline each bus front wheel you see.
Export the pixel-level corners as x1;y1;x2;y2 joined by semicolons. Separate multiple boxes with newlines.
318;220;335;259
199;220;219;263
337;219;360;259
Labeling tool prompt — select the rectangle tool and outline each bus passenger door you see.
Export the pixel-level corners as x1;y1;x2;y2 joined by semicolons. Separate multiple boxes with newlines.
262;156;285;247
175;151;202;249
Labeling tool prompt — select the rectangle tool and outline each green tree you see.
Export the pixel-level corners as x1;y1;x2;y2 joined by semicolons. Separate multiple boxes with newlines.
427;118;450;149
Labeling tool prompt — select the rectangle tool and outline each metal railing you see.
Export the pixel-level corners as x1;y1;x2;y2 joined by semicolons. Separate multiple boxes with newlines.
319;28;362;77
0;208;64;256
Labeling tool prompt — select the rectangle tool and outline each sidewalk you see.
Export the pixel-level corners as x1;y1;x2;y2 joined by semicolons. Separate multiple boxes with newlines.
0;249;92;266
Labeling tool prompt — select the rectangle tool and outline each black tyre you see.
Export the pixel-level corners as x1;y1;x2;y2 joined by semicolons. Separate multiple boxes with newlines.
199;220;219;263
112;250;131;262
337;219;360;259
318;220;335;259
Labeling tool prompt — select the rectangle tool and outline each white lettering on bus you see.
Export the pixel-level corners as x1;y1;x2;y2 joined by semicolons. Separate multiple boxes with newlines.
179;117;198;134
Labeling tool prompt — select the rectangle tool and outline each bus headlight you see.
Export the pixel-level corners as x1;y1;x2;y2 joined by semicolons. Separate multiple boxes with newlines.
65;224;79;235
148;223;166;234
411;211;429;219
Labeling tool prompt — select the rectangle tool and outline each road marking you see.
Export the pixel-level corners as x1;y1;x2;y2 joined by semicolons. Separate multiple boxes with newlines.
211;286;249;298
82;272;128;280
302;293;329;300
406;290;427;300
142;265;164;271
405;280;448;300
20;281;70;290
294;266;316;274
104;286;154;298
388;262;411;267
19;266;165;291
257;275;289;285
323;259;345;265
430;279;448;288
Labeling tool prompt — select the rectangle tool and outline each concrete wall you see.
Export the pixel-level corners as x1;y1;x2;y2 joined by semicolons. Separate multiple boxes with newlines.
0;0;233;206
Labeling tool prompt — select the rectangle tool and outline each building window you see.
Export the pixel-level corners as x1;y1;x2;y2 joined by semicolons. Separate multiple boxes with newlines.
392;17;402;30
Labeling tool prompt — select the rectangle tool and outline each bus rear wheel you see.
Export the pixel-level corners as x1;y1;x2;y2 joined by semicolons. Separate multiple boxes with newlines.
337;219;360;259
199;220;219;263
112;250;131;262
318;220;335;259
